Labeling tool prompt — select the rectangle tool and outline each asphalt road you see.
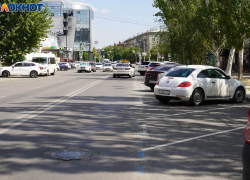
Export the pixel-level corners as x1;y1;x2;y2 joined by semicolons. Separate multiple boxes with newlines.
0;67;249;180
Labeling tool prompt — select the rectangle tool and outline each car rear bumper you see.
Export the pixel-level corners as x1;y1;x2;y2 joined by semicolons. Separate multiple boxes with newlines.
145;79;157;87
242;143;250;179
154;85;191;101
113;71;131;75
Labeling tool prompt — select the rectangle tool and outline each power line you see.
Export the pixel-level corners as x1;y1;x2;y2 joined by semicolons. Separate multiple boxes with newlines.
94;15;160;27
94;12;158;25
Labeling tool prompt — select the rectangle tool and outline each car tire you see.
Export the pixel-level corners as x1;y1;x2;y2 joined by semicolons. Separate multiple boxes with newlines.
190;88;204;106
30;71;38;78
129;74;132;78
158;98;170;104
232;87;245;103
2;71;9;78
150;86;154;91
133;73;135;77
46;71;49;77
113;75;116;78
140;72;145;76
51;70;55;75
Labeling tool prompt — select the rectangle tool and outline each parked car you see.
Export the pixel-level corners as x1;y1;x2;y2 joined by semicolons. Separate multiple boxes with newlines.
77;62;92;73
145;64;178;91
113;63;135;78
96;63;103;70
242;109;250;180
103;63;113;72
154;65;246;105
58;63;69;71
89;62;96;72
32;53;57;76
0;61;42;78
138;61;151;75
147;62;165;71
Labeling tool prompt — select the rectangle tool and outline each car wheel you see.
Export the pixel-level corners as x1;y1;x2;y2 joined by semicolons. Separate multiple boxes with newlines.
51;70;55;75
190;88;204;106
46;71;49;77
133;73;135;77
233;87;245;103
2;71;9;78
150;86;154;91
158;98;170;104
30;71;38;78
129;74;132;78
140;72;145;76
113;75;116;78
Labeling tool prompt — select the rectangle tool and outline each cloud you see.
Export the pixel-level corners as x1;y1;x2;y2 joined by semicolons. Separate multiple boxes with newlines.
101;9;109;14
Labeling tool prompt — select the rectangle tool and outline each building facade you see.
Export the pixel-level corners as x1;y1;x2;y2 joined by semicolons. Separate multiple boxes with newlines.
124;30;160;52
40;0;94;61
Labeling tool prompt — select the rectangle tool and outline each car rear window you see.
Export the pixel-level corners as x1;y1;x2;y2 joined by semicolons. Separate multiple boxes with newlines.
140;62;150;65
80;63;88;66
154;66;174;71
116;64;129;67
165;68;195;77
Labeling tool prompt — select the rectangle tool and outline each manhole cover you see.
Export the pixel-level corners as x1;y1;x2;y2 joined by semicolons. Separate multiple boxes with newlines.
51;149;91;161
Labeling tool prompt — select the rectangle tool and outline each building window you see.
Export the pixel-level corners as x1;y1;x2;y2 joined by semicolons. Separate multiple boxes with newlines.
77;21;80;24
77;11;80;14
51;13;54;16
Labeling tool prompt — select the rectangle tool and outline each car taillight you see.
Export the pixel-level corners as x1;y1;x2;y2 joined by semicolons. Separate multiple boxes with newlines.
38;66;42;70
156;80;160;85
157;74;159;81
114;68;118;70
125;68;130;70
149;67;154;70
178;81;192;87
145;73;152;75
244;109;250;144
145;66;148;68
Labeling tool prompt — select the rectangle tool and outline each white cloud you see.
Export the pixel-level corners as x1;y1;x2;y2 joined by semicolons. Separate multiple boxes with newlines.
101;9;109;14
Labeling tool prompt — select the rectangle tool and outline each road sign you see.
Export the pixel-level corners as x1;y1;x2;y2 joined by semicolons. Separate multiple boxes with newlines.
95;41;98;44
152;38;156;42
162;54;164;58
168;53;171;58
79;51;83;56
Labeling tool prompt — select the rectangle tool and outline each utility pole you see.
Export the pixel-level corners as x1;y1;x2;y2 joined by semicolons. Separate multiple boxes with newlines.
143;38;146;62
157;39;159;62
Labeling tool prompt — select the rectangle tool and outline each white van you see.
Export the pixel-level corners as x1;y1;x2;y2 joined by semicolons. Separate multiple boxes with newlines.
32;53;57;76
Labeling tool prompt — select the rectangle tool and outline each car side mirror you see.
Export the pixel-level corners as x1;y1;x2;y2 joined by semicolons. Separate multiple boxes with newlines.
226;75;231;79
12;66;14;68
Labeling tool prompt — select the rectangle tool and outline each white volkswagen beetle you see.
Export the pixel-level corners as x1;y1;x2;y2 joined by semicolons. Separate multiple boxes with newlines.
154;65;246;106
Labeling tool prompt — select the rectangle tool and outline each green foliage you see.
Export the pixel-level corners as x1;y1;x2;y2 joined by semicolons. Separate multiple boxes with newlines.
93;47;100;62
82;52;88;60
0;0;53;65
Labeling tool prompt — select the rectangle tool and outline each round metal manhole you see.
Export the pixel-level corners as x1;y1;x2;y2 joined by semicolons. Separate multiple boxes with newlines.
51;149;91;161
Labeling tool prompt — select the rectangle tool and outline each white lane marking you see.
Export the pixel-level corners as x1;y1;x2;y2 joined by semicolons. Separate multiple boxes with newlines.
145;104;250;120
0;75;110;136
141;126;245;152
0;96;5;99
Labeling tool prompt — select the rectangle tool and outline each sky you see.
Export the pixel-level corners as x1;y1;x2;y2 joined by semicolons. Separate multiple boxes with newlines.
74;0;161;49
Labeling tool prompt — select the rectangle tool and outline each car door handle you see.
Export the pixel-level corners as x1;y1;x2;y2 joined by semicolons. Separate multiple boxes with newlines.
212;82;215;83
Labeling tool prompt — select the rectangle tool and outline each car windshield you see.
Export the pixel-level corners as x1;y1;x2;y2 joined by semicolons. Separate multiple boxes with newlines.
32;57;47;64
165;68;195;77
96;63;102;65
80;63;88;66
105;64;111;66
154;66;174;71
149;63;161;67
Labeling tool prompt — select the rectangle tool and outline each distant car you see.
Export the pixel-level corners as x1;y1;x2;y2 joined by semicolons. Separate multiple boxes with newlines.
70;63;76;69
242;109;250;180
111;62;117;68
77;62;91;73
147;62;165;71
154;65;246;105
32;54;57;76
103;63;113;72
113;63;135;78
58;63;69;71
89;62;96;72
96;63;103;70
138;61;151;75
145;64;178;91
136;62;140;65
0;61;42;78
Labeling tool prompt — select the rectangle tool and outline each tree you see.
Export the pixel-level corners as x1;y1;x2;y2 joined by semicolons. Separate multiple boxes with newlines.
153;0;211;65
93;47;100;62
0;0;53;65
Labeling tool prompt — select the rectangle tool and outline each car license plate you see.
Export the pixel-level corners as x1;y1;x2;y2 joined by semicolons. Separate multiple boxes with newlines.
158;90;170;95
149;80;157;83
